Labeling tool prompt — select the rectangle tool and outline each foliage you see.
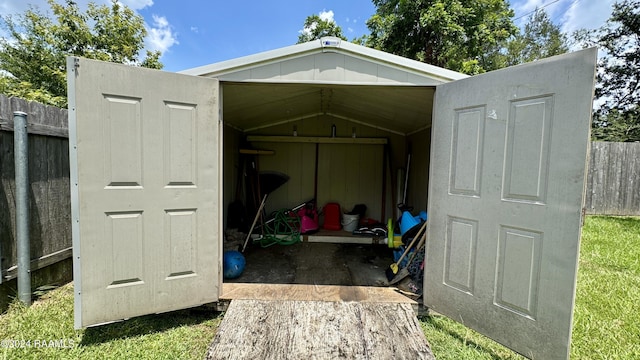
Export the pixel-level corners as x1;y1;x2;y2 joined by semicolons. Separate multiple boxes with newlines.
575;0;640;141
363;0;517;74
502;8;569;67
0;283;222;359
0;76;67;107
297;14;347;44
591;107;640;142
0;0;163;108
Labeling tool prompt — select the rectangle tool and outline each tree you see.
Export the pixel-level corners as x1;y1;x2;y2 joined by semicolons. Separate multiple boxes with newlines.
0;0;162;108
363;0;517;74
575;0;640;141
297;13;347;44
504;8;569;67
591;108;640;142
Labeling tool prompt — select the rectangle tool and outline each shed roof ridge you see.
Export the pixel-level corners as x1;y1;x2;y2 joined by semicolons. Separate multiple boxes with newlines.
178;37;467;82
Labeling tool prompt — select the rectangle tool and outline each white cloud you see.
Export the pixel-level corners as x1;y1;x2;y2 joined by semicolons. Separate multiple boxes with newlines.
300;24;315;37
118;0;153;10
300;9;338;37
559;0;615;35
145;14;178;53
190;26;199;33
0;0;175;58
319;10;335;23
512;0;613;33
348;27;354;33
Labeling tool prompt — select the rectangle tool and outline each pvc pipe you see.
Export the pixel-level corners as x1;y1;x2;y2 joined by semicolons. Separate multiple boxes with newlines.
14;111;31;306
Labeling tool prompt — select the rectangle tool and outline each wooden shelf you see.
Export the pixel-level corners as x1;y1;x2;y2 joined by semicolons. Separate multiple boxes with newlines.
246;135;387;145
239;149;275;155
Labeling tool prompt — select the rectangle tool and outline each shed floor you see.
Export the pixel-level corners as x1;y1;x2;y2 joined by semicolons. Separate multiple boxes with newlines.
225;241;393;287
212;239;434;359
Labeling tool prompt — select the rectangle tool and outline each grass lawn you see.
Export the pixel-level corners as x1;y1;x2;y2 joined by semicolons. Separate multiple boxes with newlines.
418;216;640;359
0;283;222;359
1;216;638;359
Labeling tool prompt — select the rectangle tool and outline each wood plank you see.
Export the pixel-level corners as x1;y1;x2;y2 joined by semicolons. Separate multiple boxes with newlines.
206;299;434;360
306;234;377;244
0;95;69;138
247;135;388;144
3;247;72;281
0;120;69;138
302;229;385;245
221;283;418;312
239;149;275;155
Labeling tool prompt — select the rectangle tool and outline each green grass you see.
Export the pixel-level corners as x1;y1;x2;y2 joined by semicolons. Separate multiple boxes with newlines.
1;216;638;359
419;315;524;359
571;216;640;359
0;283;222;360
419;216;640;359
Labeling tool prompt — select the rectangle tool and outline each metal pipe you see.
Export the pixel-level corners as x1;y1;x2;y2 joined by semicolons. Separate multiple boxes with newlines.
14;111;31;306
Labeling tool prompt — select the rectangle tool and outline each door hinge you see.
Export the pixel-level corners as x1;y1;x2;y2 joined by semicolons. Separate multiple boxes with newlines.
72;57;80;77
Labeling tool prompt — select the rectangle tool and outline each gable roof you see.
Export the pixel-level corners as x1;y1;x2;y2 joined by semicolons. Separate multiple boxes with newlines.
179;38;468;135
180;37;467;85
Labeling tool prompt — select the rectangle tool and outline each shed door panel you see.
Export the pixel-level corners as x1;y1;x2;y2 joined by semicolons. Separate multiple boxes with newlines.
426;48;596;359
68;57;221;328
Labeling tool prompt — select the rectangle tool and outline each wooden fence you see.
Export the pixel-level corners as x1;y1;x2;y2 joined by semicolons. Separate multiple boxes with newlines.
586;141;640;216
0;95;71;284
0;94;638;286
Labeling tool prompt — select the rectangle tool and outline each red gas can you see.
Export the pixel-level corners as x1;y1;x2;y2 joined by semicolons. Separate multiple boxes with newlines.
322;203;341;230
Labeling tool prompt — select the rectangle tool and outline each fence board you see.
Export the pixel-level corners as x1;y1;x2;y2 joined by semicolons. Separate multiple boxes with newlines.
0;95;70;282
586;142;640;216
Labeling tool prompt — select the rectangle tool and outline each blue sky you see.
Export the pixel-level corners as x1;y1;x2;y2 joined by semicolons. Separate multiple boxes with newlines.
0;0;616;72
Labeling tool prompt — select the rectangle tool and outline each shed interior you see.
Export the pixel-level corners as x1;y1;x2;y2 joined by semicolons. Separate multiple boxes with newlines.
219;82;436;288
223;82;435;227
181;38;464;286
222;82;434;237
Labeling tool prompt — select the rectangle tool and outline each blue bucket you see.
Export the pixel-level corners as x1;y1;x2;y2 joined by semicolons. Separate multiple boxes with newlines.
400;211;419;235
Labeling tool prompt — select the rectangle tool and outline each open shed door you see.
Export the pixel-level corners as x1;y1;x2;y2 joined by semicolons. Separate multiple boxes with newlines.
425;48;596;359
67;57;222;328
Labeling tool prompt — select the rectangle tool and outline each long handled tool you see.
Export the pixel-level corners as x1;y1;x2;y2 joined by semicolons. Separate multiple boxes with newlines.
390;226;427;285
385;220;427;280
407;228;426;265
242;194;267;252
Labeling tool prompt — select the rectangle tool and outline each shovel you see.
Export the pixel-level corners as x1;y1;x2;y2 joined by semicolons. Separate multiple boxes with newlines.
385;220;427;281
390;231;427;284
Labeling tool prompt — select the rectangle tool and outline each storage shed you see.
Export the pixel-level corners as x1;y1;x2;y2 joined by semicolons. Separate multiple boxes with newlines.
67;38;597;359
179;37;468;223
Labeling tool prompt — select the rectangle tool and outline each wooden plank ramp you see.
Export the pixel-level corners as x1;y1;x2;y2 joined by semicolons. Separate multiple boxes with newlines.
206;284;434;360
